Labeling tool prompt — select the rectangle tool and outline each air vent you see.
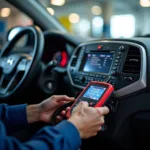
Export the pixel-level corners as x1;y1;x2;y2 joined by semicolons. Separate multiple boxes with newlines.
71;48;81;67
123;46;141;74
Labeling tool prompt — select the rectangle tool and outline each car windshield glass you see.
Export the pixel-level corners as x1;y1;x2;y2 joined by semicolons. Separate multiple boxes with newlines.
38;0;150;39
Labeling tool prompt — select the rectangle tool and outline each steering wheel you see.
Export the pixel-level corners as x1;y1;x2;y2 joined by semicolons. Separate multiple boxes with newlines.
0;26;44;98
51;101;74;126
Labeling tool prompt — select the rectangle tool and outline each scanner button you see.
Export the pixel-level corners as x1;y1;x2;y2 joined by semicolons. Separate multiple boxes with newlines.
89;102;96;106
89;102;93;106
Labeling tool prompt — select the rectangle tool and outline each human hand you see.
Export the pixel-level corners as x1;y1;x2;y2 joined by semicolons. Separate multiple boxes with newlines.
68;102;109;139
56;106;71;121
27;95;74;124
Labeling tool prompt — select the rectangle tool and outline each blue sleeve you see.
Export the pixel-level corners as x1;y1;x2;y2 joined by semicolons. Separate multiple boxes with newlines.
0;120;81;150
0;104;28;134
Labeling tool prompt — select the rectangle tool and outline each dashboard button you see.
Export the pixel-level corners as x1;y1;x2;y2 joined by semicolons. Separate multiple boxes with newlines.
111;71;117;76
111;82;116;86
111;76;116;80
115;60;119;63
119;45;125;51
97;79;101;82
116;56;121;59
87;78;91;81
113;67;117;70
74;79;80;83
80;72;85;75
118;52;122;55
123;76;134;81
114;63;118;66
87;78;90;81
46;82;53;90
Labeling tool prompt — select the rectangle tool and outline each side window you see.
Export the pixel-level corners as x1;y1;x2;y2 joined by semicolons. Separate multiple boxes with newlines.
0;0;33;45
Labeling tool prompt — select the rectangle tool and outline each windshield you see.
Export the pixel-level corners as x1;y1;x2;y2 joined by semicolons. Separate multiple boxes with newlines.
39;0;150;39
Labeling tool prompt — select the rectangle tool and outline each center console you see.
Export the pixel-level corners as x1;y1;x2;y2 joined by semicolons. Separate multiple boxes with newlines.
67;41;146;97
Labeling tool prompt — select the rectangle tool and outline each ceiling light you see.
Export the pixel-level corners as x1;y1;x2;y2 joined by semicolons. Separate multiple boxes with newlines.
47;7;54;15
69;13;80;24
78;19;90;33
91;6;102;15
51;0;65;6
140;0;150;7
1;8;11;17
92;17;103;28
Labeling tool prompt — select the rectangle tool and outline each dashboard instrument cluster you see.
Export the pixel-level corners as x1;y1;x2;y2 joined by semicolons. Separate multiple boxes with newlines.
52;51;68;67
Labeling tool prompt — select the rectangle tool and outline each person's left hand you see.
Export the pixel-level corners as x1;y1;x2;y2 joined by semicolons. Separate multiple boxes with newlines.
38;95;74;123
27;95;74;124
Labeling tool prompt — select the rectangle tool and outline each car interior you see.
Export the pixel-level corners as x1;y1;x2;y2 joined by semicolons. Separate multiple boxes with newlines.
0;0;150;150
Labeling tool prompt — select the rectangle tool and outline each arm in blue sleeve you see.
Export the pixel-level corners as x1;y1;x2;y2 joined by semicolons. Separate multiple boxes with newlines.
0;104;28;134
0;120;81;150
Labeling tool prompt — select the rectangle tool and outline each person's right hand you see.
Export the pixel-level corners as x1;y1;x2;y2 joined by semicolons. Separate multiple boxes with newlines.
68;101;109;139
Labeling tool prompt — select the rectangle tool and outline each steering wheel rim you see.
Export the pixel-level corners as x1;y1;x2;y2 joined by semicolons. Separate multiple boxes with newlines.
0;26;44;98
51;101;74;126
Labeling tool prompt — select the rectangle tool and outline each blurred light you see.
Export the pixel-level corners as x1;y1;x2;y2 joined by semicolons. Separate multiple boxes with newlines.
92;17;103;37
98;45;102;49
47;7;54;15
92;17;103;27
78;19;90;33
140;0;150;7
51;0;65;6
69;13;80;24
73;19;90;37
1;8;11;17
110;14;135;38
91;6;102;15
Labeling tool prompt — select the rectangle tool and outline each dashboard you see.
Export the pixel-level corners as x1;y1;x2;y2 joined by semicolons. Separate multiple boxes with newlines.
65;39;150;149
67;41;147;98
4;26;150;149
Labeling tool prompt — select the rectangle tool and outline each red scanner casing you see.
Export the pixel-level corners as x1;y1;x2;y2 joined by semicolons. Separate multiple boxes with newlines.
66;81;114;118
